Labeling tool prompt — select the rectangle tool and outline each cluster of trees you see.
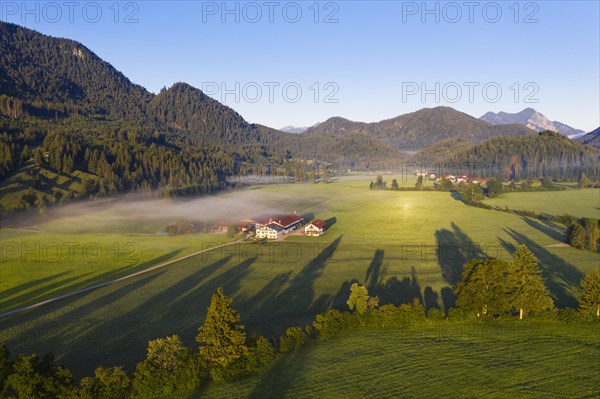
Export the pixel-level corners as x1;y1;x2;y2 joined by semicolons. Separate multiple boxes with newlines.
0;288;274;398
165;219;201;235
368;174;576;199
1;258;599;397
564;218;600;252
456;246;553;319
0;123;40;179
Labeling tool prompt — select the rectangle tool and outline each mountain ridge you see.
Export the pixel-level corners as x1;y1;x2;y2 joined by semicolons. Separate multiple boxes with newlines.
480;108;585;137
305;107;538;151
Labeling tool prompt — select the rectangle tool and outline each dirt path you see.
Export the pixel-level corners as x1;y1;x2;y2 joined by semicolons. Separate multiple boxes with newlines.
0;240;242;319
300;197;335;214
543;242;571;248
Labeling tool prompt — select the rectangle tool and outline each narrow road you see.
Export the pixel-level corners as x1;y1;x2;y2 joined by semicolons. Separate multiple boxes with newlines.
300;197;335;214
0;240;242;319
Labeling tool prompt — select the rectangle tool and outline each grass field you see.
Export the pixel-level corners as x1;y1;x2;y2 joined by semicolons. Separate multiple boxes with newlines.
196;321;600;398
485;188;600;219
0;230;233;313
0;175;598;379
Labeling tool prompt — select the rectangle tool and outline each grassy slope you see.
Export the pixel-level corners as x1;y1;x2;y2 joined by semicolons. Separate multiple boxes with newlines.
0;176;598;378
0;230;233;313
485;189;600;219
197;322;600;399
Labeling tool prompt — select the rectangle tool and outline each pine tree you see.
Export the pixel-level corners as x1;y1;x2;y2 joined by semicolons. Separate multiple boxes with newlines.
196;288;247;381
509;245;554;319
578;270;600;317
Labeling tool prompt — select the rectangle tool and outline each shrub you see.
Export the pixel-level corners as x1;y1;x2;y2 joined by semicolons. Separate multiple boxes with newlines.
313;310;358;339
279;327;309;353
427;308;446;321
555;308;582;324
131;336;201;398
224;335;275;379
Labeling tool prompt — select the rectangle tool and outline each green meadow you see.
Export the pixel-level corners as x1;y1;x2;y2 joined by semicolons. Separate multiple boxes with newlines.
197;322;600;399
485;188;600;219
0;175;598;379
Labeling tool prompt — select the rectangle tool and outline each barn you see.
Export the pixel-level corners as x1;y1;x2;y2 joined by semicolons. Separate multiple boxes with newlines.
255;214;304;239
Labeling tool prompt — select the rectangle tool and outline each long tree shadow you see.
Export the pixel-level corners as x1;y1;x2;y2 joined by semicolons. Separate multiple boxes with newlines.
87;256;256;371
498;228;585;308
423;286;440;310
362;249;424;306
365;249;385;290
1;250;184;314
271;235;342;315
0;271;71;307
521;217;565;242
245;342;312;399
330;279;359;311
440;287;456;311
0;271;168;377
0;253;249;379
435;222;485;287
0;272;95;313
238;236;343;336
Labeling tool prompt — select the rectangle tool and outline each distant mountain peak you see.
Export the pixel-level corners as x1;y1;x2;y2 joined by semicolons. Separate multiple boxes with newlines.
480;108;585;137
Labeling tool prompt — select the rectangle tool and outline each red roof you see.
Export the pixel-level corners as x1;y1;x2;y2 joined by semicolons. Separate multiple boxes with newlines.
252;215;273;225
272;214;303;228
309;219;326;229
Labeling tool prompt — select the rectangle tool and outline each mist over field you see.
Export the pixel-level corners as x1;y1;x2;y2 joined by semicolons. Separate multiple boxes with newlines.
0;189;310;234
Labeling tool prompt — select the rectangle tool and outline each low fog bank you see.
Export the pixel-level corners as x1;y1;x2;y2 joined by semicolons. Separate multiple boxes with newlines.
0;189;307;234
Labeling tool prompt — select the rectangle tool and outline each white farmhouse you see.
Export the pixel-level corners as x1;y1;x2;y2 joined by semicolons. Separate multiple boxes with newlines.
304;220;326;237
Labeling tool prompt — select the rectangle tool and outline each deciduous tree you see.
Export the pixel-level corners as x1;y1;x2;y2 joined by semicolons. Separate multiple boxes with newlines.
347;283;369;314
132;335;199;398
79;367;131;399
455;259;510;317
462;182;484;204
486;178;503;198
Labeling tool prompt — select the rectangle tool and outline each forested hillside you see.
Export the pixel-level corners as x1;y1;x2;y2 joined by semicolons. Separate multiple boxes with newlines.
462;131;599;180
577;127;600;150
304;107;537;151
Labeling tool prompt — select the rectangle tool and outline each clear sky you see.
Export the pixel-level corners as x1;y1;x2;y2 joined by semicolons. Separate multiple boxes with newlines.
3;0;599;131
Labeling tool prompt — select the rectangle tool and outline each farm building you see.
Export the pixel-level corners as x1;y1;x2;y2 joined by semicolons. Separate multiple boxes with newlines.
255;224;282;239
254;214;304;239
305;220;326;236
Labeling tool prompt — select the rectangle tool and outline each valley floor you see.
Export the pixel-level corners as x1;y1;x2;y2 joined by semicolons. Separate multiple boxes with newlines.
0;176;598;379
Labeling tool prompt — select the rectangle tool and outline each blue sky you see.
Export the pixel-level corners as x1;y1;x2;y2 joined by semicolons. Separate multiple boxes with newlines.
3;1;599;131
